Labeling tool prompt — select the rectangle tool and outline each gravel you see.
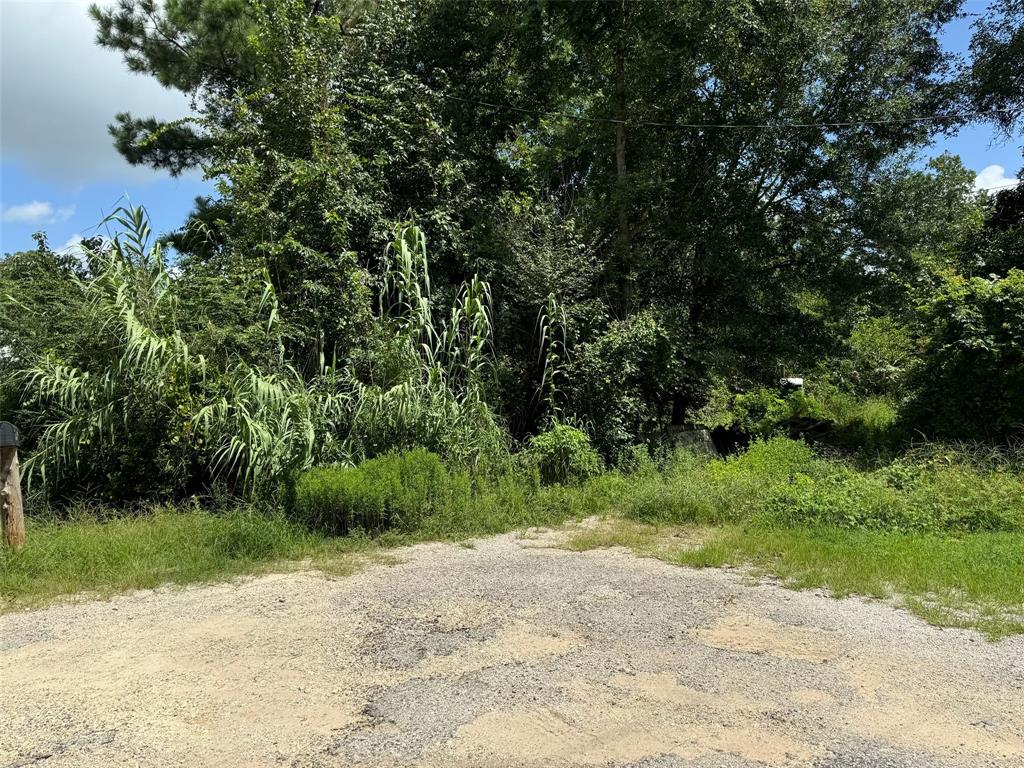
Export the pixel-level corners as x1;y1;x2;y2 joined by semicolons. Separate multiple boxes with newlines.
2;528;1022;767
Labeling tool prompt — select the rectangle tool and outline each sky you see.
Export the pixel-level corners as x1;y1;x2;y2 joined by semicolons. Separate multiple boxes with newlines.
0;0;211;255
1;0;1022;256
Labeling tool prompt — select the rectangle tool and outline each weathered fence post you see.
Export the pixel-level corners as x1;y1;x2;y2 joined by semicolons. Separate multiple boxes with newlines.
0;422;25;551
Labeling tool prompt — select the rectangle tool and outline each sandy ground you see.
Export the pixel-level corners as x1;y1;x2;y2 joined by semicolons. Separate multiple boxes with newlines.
2;528;1023;768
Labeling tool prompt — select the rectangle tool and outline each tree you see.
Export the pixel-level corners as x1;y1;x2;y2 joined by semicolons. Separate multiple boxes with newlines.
969;0;1024;138
91;0;256;174
91;0;973;450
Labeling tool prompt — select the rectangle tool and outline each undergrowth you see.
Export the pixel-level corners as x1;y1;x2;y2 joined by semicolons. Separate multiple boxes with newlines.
4;437;1023;639
0;506;384;610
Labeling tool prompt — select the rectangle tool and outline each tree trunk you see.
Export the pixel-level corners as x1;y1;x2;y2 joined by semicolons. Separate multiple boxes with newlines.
1;446;25;550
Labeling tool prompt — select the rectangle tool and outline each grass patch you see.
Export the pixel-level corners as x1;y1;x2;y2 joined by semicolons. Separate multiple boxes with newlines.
0;470;617;610
564;518;714;558
568;518;1024;639
7;438;1024;637
0;507;384;611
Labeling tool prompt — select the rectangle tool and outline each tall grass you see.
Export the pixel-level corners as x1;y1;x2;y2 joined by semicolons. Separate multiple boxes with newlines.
6;438;1023;639
17;210;509;503
614;437;1024;533
0;507;372;610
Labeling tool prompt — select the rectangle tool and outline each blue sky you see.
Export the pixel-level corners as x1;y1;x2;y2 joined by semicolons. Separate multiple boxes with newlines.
1;0;213;255
2;0;1022;256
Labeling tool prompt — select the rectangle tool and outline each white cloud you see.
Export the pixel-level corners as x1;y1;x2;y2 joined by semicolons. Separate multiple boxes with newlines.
1;200;77;224
57;233;84;254
56;233;91;265
0;1;196;184
974;164;1017;192
2;200;55;223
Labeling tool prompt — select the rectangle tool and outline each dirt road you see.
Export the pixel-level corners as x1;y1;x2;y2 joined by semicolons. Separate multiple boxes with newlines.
2;529;1022;767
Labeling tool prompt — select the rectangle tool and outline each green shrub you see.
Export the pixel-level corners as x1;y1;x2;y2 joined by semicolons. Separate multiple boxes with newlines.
564;310;694;457
621;437;817;525
847;316;914;396
524;423;603;485
721;381;901;454
762;468;924;531
905;268;1024;440
760;453;1024;533
293;449;450;534
717;436;819;478
614;443;657;474
617;436;1024;535
731;388;790;435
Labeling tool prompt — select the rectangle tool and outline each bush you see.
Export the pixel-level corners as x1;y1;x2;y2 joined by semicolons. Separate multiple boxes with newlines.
761;452;1024;533
565;310;695;457
905;268;1024;440
731;388;790;435
524;423;603;485
293;449;450;534
803;387;900;454
617;436;1024;534
725;383;901;454
622;437;817;524
846;316;914;396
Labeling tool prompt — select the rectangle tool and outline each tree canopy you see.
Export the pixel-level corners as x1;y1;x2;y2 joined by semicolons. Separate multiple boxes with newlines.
2;0;1022;502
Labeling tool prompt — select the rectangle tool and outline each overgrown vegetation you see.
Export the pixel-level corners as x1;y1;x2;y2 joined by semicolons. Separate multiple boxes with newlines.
0;507;376;610
293;448;451;534
5;438;1023;641
2;1;1024;635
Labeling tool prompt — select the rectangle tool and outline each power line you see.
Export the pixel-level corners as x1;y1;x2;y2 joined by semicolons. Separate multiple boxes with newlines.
982;180;1022;192
439;92;1016;131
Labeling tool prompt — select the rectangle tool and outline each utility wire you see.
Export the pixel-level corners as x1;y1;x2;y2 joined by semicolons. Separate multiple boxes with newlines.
981;180;1022;191
439;92;1016;131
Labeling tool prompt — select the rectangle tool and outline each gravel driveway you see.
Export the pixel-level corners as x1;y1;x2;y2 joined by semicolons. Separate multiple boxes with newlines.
2;528;1023;768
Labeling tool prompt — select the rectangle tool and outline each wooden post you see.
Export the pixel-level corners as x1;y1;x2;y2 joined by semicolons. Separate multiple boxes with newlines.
1;445;25;550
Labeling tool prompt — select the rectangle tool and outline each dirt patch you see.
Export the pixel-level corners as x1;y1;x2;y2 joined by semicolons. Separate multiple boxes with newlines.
2;533;1022;767
691;614;845;663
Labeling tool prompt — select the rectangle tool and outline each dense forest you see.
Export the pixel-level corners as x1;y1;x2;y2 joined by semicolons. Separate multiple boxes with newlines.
1;0;1023;507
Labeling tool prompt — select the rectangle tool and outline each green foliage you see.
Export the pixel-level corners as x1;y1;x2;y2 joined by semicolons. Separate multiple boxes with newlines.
524;423;603;486
9;0;1024;513
194;364;354;491
16;208;204;500
907;268;1024;440
9;210;509;504
846;317;915;395
0;235;87;373
85;0;975;462
712;382;900;455
731;388;790;436
818;392;900;454
619;438;815;525
620;437;1024;535
566;311;690;457
293;449;451;534
534;293;570;425
8;208;340;500
968;0;1024;137
0;506;351;610
90;0;255;172
355;222;508;466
